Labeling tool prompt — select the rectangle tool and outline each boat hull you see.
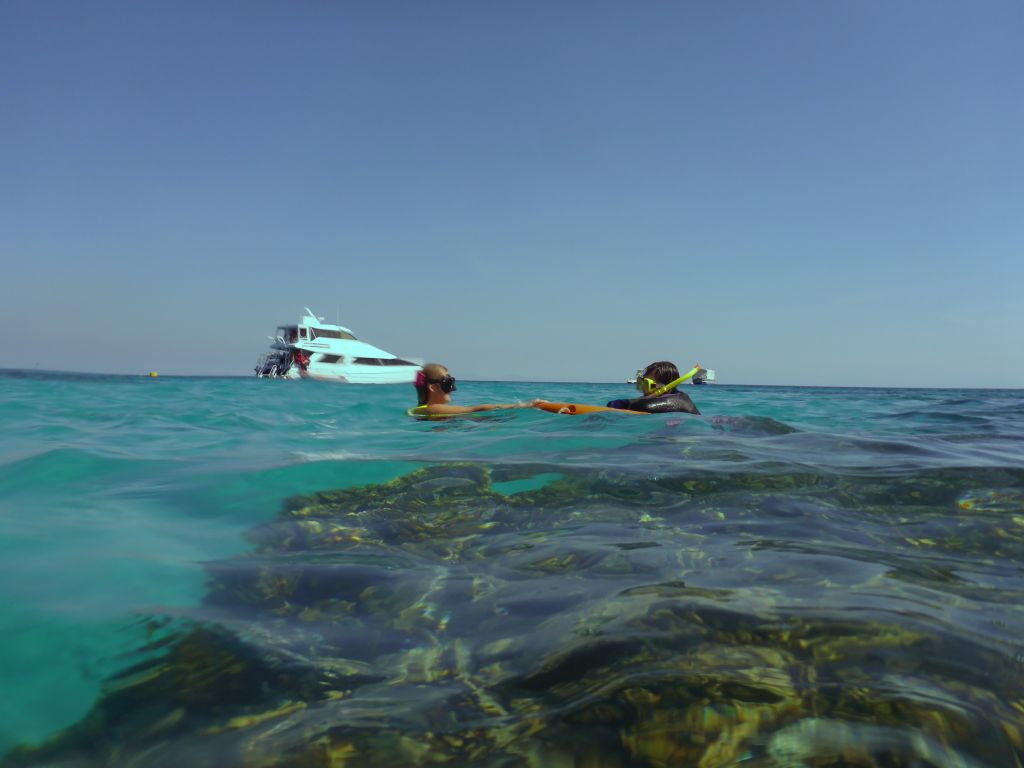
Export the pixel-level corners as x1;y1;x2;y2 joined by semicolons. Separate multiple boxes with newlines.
282;364;418;384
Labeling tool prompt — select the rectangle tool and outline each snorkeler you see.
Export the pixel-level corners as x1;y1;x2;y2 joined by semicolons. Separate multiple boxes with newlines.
607;361;701;415
409;363;540;417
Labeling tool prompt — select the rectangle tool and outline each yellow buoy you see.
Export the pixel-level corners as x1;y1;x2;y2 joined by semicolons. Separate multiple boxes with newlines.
149;372;159;378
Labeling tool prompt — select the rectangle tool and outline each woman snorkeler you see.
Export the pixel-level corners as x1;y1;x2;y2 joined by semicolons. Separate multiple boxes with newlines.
409;363;541;417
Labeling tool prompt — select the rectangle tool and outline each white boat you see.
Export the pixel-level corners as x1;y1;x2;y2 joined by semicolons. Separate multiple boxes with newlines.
692;368;716;385
255;309;421;383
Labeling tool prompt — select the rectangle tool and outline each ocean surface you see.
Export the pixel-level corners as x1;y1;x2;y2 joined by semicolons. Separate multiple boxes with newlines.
1;371;1023;767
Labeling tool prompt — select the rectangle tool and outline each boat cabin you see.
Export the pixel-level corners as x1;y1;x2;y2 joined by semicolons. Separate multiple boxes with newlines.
277;324;359;344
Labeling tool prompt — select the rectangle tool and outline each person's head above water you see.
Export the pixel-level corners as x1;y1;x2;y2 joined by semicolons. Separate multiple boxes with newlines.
635;361;680;395
608;360;701;414
414;363;457;406
410;363;541;416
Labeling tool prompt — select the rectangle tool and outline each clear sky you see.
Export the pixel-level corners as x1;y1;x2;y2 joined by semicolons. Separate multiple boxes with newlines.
2;1;1021;386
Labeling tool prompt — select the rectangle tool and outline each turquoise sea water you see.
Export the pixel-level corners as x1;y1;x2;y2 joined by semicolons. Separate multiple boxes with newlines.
1;370;1023;766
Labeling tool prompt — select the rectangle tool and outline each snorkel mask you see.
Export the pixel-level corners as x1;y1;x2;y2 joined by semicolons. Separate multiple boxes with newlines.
628;368;656;394
415;370;456;393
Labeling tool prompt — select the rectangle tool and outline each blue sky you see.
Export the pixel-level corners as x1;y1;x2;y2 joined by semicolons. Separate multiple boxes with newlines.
2;1;1021;386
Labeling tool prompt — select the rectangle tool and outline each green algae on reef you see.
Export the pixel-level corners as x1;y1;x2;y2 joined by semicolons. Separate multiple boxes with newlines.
6;463;1024;766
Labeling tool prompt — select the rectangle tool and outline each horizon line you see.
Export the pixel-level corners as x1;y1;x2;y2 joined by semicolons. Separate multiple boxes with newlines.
0;368;1020;392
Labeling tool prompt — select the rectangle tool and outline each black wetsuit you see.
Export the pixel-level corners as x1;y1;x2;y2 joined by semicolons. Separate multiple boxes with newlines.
606;391;701;415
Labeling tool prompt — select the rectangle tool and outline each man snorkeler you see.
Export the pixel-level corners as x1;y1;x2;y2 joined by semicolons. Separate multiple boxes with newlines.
607;361;701;414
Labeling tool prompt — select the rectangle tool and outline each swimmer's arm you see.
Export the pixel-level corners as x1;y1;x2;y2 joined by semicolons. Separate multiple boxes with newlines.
419;403;487;415
422;400;541;415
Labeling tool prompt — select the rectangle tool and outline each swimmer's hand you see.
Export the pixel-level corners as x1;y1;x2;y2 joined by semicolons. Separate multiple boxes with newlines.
507;399;543;409
476;400;544;411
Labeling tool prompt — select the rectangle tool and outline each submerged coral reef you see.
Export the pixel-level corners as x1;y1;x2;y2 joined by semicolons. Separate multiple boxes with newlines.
7;463;1024;766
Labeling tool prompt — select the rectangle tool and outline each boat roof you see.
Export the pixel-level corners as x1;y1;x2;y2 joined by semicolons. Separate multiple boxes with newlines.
294;308;355;336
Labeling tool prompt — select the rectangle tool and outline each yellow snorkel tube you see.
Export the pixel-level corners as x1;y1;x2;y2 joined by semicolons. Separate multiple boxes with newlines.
645;364;701;398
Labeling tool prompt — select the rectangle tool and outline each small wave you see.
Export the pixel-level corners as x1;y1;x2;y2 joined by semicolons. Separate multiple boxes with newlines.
293;450;369;462
707;415;799;435
0;447;166;498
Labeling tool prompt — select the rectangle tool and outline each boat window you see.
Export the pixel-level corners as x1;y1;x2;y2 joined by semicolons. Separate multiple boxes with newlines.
311;328;356;341
353;357;384;365
381;358;415;366
320;355;343;364
299;328;308;339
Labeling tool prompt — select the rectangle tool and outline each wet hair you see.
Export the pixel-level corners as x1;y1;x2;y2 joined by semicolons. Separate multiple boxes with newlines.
642;361;680;388
415;363;449;406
